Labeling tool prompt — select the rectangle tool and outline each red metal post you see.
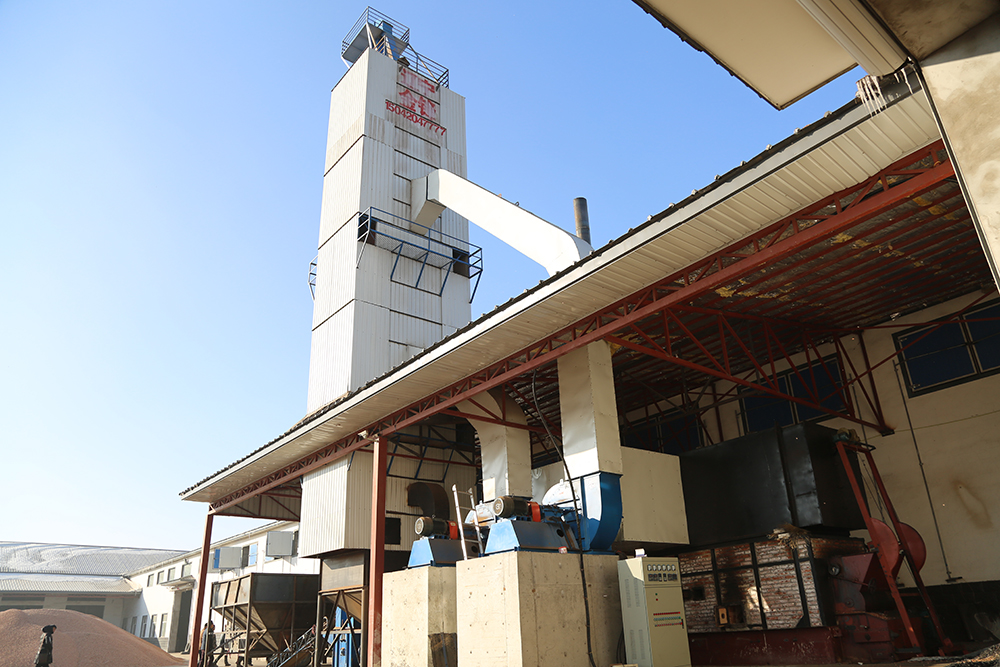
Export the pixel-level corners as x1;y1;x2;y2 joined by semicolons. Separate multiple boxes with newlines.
367;435;387;667
188;511;214;667
835;441;923;650
860;446;955;654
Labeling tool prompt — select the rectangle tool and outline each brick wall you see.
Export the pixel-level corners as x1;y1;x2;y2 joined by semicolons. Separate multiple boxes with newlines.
679;534;866;634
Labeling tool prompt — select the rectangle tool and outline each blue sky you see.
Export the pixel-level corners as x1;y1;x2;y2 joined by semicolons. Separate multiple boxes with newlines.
0;1;861;549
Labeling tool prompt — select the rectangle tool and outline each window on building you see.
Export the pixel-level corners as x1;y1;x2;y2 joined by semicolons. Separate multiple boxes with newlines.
181;562;193;578
242;543;258;568
167;567;176;581
160;614;168;637
895;301;1000;396
147;574;154;586
130;616;137;635
620;406;702;454
149;615;157;638
156;570;165;584
740;355;847;434
140;615;148;638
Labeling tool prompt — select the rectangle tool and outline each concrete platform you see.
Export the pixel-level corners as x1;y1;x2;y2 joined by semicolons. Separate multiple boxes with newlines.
456;551;622;667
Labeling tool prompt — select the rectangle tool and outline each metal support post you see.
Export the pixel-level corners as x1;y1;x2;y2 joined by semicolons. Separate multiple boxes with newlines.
367;436;387;667
836;440;955;655
188;511;214;667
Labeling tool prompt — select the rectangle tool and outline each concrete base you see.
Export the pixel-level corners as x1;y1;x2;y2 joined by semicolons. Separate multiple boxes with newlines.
456;551;622;667
382;567;457;667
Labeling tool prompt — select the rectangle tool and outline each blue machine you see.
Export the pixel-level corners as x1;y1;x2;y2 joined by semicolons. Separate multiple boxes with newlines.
483;471;623;555
326;607;360;667
406;515;488;567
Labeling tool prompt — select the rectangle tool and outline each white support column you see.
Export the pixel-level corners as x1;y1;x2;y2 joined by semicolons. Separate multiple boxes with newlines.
920;14;1000;290
457;388;532;501
557;341;624;478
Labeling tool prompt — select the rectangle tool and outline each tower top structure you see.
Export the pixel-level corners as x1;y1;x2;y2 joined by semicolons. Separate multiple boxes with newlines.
341;7;450;88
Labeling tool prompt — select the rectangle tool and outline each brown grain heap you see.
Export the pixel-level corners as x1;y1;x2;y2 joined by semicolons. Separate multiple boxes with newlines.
0;608;184;667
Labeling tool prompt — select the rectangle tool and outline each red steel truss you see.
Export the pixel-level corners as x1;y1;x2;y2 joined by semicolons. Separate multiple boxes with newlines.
208;144;964;515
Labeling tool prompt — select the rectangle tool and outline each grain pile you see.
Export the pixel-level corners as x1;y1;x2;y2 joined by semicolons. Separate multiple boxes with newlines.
0;608;184;667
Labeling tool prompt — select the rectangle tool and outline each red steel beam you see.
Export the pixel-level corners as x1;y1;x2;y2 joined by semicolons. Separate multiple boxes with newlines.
188;511;214;667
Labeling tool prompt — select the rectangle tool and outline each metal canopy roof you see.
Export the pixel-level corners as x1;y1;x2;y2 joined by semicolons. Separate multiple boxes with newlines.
632;0;859;109
181;80;990;511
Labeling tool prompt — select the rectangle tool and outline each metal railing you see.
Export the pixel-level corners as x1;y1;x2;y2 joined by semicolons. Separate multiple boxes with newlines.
308;256;318;300
342;7;410;56
356;207;482;301
375;35;449;88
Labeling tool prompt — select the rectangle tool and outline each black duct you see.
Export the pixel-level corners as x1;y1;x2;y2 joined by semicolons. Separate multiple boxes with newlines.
679;423;865;546
406;481;451;520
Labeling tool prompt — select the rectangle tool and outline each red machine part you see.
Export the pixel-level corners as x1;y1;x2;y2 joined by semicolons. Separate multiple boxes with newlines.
447;520;459;540
869;518;927;577
529;501;541;522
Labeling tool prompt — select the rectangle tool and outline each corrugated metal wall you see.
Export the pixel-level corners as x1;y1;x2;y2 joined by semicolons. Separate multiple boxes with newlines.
307;46;472;413
299;457;350;558
343;449;478;552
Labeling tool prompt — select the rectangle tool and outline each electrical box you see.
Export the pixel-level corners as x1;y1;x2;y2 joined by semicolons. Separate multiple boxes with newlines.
265;531;294;558
214;546;242;571
618;556;691;667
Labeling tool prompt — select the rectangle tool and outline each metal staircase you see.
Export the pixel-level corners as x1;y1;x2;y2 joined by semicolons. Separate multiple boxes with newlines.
266;625;317;667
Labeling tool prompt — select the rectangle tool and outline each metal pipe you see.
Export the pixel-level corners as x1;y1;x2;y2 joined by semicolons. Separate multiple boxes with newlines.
573;197;591;245
367;436;387;667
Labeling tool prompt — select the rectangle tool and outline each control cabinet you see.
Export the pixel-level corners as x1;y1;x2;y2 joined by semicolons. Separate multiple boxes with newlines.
618;556;691;667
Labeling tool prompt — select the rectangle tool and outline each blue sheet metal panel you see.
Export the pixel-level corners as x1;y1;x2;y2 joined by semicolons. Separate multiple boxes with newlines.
484;519;576;555
407;538;467;568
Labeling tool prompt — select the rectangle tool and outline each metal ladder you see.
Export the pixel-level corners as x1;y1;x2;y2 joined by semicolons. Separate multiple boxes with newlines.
451;485;485;560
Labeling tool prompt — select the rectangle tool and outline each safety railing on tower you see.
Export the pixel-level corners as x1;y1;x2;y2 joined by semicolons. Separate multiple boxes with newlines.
341;7;449;88
356;207;483;302
374;34;449;88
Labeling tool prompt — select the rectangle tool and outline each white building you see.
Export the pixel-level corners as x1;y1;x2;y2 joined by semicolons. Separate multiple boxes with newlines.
122;521;317;654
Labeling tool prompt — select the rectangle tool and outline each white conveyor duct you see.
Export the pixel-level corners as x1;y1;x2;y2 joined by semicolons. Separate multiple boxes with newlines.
411;170;593;276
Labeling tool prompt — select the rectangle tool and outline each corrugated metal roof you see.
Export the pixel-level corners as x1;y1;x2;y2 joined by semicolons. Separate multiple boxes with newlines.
0;542;186;577
181;76;943;505
0;573;140;595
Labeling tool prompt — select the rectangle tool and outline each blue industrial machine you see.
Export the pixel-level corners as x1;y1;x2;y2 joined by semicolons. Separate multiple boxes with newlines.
405;471;624;564
483;471;623;555
407;515;487;567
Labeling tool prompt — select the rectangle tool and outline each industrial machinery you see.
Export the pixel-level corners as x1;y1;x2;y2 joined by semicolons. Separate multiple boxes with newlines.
619;556;692;667
210;573;318;667
483;494;579;554
674;425;955;664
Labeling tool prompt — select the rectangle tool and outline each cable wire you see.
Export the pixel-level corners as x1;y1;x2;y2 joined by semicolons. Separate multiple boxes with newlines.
531;369;598;667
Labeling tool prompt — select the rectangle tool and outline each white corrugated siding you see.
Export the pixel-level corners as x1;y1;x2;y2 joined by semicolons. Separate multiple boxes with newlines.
389;311;443;349
324;54;369;174
393;126;441;165
354;245;393;308
438;87;466;156
360;137;396;215
306;303;355;414
342;450;478;552
318;140;364;247
389;280;441;320
312;225;357;329
349;301;391;393
299;459;349;557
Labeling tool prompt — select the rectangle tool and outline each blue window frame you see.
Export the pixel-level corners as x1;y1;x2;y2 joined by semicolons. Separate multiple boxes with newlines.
895;301;1000;397
740;355;847;434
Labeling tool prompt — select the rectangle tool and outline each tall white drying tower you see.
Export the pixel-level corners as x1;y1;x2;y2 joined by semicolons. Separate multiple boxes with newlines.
307;10;478;414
